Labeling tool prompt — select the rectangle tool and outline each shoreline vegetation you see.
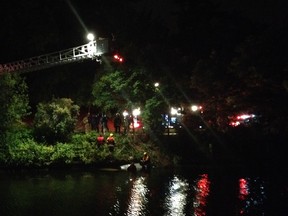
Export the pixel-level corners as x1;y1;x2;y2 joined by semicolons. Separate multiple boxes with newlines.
0;129;175;171
1;127;287;173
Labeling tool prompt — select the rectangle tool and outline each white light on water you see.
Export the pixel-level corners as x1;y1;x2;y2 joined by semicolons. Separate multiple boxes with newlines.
165;176;189;216
126;177;149;216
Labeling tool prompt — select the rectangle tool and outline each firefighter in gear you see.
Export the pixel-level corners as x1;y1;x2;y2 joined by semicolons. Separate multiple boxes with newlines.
106;133;115;152
140;152;151;171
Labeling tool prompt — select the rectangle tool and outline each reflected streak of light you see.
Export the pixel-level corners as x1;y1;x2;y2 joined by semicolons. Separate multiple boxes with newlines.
239;178;249;201
112;200;120;215
238;177;267;215
239;178;249;215
193;174;210;216
126;177;149;216
165;176;189;216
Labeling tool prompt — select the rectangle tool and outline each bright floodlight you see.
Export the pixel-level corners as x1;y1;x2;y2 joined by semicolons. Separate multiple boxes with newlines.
87;33;95;41
123;110;128;117
132;108;140;116
191;105;198;112
154;82;159;87
171;107;178;115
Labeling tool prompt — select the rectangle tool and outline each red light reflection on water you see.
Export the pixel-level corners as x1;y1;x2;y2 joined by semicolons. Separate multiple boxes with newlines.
239;178;249;215
194;174;211;216
238;177;266;215
239;178;249;200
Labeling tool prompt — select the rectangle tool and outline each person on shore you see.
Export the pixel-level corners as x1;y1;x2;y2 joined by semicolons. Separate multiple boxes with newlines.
106;133;115;152
114;113;122;134
83;112;91;134
96;134;105;148
101;114;109;134
91;113;100;132
123;115;130;134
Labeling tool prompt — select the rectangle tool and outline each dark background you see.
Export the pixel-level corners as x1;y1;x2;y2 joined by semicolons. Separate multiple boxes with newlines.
1;0;288;110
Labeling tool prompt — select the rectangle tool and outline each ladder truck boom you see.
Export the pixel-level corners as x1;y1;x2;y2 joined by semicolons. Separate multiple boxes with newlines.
0;38;108;75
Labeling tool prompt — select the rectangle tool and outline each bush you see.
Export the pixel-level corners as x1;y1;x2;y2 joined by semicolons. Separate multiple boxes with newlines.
34;98;80;144
2;125;172;168
8;139;54;167
0;73;30;164
71;133;110;163
5;127;53;167
0;73;30;131
50;143;76;164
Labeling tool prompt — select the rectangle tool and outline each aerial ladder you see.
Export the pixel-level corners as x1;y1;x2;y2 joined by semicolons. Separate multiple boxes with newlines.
0;38;108;75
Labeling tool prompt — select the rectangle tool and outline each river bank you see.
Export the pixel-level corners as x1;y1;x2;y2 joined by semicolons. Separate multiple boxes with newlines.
1;127;287;173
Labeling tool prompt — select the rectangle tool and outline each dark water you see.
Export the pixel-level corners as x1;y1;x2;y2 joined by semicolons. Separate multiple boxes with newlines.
0;167;287;216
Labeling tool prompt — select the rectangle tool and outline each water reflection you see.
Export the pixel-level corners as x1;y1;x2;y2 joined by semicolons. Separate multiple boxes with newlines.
164;175;189;216
193;174;210;216
238;177;267;215
0;169;284;215
126;176;149;216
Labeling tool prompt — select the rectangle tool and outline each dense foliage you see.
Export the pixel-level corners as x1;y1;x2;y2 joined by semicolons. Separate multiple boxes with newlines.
33;98;80;144
2;130;169;168
0;73;30;131
92;68;167;134
0;75;171;168
2;1;286;135
0;73;30;163
1;1;288;168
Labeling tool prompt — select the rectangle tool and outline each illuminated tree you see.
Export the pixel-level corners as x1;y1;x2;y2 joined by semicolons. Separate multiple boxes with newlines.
91;67;166;133
0;73;30;131
33;98;79;144
0;73;30;161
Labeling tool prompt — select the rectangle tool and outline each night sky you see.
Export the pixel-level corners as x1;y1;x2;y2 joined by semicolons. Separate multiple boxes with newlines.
1;0;287;62
1;0;288;108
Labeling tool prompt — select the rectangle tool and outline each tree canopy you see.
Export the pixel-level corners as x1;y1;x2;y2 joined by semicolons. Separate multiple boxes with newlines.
0;73;30;131
1;0;287;133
